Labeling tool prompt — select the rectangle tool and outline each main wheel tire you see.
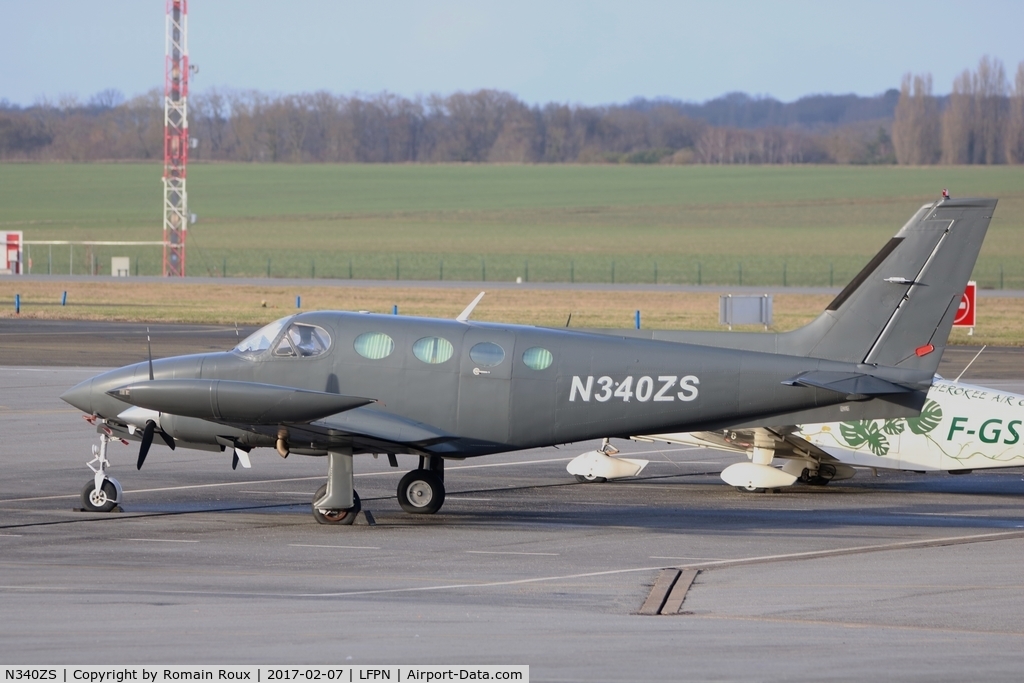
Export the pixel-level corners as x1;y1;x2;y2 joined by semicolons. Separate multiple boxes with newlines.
574;474;607;484
805;463;836;486
397;469;445;514
81;479;118;512
311;484;361;525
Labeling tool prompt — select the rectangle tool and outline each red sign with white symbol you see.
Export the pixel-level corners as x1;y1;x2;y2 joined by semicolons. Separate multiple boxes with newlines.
953;280;976;327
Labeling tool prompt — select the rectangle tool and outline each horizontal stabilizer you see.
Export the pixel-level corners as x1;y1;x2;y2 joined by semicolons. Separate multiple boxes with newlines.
782;371;912;396
109;379;374;424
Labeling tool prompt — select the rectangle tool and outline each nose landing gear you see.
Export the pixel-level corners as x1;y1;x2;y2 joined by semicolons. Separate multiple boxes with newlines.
81;431;123;512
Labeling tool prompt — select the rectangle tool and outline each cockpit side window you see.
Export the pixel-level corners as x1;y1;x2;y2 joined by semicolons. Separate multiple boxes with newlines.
273;336;296;357
275;323;331;358
234;316;293;357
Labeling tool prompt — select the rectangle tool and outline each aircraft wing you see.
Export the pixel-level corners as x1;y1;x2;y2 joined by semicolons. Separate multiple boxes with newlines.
255;407;462;455
108;379;462;455
634;427;840;464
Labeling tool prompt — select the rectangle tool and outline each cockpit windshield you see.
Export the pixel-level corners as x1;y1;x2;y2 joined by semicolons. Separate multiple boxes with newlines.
233;316;293;356
233;317;332;359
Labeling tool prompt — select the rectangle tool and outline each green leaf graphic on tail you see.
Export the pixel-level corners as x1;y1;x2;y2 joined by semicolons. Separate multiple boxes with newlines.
839;420;891;456
839;400;942;456
882;419;905;435
906;400;942;435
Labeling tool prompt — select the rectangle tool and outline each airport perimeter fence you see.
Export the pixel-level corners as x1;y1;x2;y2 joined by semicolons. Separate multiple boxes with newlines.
21;244;1024;290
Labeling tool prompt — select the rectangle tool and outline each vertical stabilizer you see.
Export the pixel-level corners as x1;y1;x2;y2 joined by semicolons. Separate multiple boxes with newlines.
785;197;996;371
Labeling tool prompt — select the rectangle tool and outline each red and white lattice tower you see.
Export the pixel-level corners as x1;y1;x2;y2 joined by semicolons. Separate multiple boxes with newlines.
162;0;189;276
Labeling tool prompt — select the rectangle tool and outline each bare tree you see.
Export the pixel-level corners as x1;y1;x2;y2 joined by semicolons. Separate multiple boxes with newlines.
1005;62;1024;163
942;57;1009;164
488;101;539;162
973;56;1007;164
893;73;940;164
942;70;974;164
696;126;729;163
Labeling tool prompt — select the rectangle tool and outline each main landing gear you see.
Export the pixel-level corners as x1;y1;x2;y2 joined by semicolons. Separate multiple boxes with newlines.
81;431;123;512
312;449;361;525
397;455;446;514
314;452;447;522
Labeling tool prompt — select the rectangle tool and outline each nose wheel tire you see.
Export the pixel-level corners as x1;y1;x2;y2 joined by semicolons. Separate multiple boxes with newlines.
397;470;445;514
312;484;361;525
81;479;118;513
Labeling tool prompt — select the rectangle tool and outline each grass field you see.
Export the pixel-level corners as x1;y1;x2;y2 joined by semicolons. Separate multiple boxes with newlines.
3;280;1023;347
2;163;1023;344
2;164;1023;287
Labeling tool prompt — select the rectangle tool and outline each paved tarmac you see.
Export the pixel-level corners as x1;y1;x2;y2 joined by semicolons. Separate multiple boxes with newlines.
2;363;1024;680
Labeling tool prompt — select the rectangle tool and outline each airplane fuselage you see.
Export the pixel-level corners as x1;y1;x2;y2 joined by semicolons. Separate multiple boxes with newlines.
801;379;1024;472
58;197;997;521
65;311;931;460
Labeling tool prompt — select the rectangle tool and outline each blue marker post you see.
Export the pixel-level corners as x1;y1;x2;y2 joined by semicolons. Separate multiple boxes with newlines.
15;294;20;315
392;305;398;315
61;291;67;306
635;310;640;329
296;295;301;309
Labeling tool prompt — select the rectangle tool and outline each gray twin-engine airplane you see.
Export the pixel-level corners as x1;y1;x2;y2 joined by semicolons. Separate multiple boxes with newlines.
61;197;996;524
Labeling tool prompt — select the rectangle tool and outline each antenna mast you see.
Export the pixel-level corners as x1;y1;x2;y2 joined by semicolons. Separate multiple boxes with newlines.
162;0;189;276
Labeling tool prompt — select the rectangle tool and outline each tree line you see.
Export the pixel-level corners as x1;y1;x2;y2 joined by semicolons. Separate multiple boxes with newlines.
630;90;900;129
1;58;1021;165
0;90;892;164
893;57;1024;164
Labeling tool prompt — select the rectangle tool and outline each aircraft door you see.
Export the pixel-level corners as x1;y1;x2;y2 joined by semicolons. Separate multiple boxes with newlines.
456;328;516;444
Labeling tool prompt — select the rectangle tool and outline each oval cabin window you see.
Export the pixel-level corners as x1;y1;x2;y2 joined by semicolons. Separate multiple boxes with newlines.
469;342;505;367
413;336;454;364
522;346;553;370
353;332;395;360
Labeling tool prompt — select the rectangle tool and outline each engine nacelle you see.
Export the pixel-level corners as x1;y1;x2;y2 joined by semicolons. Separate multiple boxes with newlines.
160;414;252;451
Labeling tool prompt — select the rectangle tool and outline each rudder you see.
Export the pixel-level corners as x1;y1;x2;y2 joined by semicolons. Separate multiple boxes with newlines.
783;197;996;371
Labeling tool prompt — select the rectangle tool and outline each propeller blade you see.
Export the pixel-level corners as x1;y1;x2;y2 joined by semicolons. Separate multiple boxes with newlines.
137;420;155;470
158;430;176;450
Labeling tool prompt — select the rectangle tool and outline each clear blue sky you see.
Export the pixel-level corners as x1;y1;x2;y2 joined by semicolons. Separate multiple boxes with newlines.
4;0;1024;107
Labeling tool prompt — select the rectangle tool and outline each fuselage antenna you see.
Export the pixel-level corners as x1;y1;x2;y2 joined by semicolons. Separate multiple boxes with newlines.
147;327;154;381
456;292;486;322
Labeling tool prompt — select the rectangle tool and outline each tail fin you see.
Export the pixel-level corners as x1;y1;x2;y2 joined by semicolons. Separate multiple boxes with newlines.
782;197;996;371
643;197;996;372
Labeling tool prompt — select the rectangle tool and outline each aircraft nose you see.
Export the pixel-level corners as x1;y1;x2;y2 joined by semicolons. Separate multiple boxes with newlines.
60;378;95;414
